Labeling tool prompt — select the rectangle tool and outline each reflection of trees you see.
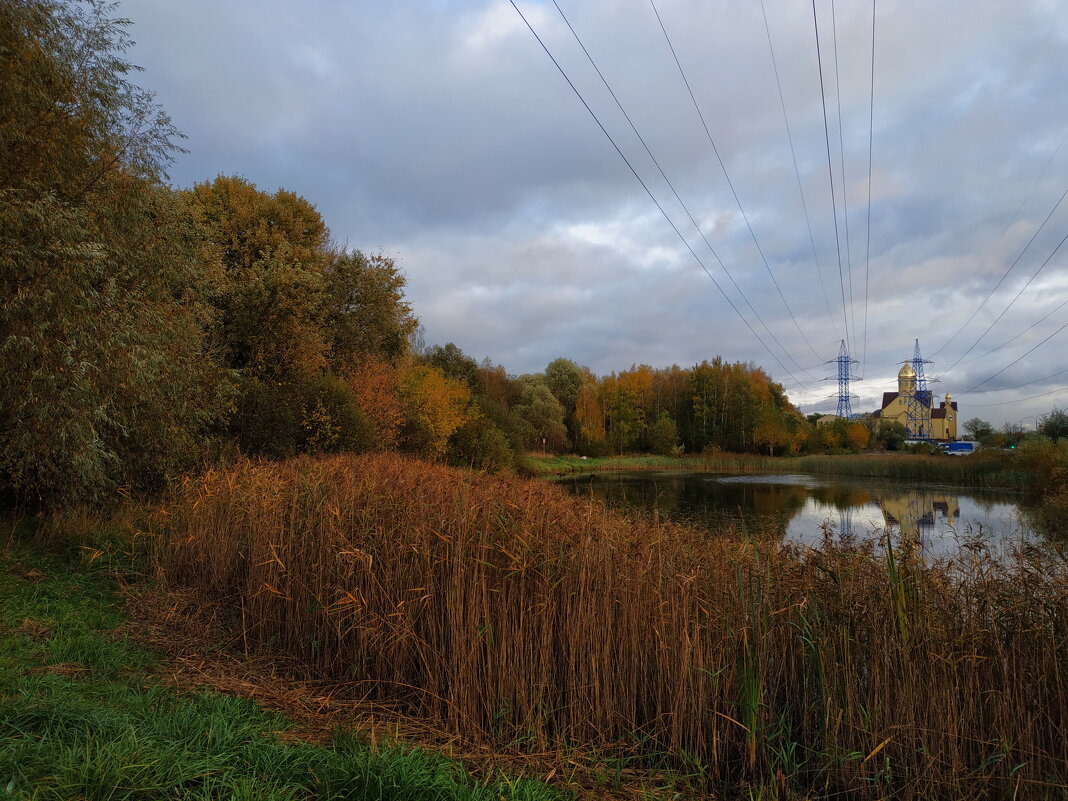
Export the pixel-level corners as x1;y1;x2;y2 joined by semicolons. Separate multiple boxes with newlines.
557;474;1037;549
809;485;873;509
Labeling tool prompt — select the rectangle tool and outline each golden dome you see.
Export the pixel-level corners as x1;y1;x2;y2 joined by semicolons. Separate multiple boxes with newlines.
898;363;916;378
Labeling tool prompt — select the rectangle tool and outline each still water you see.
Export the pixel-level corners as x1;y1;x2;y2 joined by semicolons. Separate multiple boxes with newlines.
555;471;1042;557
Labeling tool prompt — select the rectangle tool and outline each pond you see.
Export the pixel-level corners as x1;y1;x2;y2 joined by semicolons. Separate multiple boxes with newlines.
554;470;1044;558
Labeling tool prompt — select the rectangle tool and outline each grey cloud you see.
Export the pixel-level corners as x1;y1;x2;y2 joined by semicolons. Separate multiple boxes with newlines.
126;0;1068;425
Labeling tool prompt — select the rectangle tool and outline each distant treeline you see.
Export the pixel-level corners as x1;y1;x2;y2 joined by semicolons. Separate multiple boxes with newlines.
0;1;886;509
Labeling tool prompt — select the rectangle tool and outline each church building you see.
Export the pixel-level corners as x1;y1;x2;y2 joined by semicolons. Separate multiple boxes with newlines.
871;363;958;441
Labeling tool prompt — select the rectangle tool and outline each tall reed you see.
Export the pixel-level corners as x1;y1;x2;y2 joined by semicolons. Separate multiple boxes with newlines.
795;452;1025;487
158;454;1068;799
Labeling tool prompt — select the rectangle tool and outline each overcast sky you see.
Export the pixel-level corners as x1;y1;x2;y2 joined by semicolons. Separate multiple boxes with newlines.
126;0;1068;426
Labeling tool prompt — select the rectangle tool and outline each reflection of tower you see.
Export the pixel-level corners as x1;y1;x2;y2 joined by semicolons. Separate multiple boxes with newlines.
907;491;927;550
838;507;854;538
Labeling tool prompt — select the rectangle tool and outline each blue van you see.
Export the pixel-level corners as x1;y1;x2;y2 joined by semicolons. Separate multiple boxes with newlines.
939;441;979;455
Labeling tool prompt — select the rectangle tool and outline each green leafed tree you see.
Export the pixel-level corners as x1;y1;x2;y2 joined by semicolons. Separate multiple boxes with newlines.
424;342;479;389
647;411;680;456
963;417;994;442
1038;407;1068;442
326;250;418;369
0;1;232;507
512;377;569;453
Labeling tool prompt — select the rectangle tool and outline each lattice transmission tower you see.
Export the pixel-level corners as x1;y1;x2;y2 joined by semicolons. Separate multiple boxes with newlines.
903;338;934;440
832;340;859;418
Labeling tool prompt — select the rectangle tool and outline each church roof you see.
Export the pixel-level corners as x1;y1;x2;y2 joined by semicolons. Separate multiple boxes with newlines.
880;390;932;409
932;401;959;419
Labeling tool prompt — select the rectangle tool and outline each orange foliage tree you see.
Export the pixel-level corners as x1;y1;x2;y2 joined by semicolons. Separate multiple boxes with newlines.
347;356;404;450
845;422;871;451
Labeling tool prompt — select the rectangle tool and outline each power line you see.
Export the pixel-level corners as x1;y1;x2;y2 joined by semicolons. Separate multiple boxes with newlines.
811;0;850;355
932;131;1068;358
961;316;1068;394
968;384;1067;408
939;227;1068;379
548;0;818;384
965;365;1068;395
934;185;1068;359
861;0;876;380
647;0;829;366
759;0;836;333
830;0;857;354
506;0;811;392
953;297;1068;370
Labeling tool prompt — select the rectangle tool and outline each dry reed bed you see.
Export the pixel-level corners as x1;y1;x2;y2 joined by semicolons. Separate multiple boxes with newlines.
158;454;1068;799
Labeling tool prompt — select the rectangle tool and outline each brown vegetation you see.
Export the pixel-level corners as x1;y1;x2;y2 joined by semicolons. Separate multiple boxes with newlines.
156;453;1068;800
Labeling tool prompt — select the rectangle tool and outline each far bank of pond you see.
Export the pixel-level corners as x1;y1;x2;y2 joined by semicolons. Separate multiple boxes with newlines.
554;470;1044;558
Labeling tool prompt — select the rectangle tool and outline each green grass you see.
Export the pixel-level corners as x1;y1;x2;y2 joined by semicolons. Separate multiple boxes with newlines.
522;454;703;475
0;534;568;801
522;452;781;476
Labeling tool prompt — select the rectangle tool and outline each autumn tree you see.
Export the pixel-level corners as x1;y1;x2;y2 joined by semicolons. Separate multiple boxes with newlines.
346;355;404;450
397;362;470;458
573;382;606;455
845;422;870;451
183;175;331;376
753;413;791;456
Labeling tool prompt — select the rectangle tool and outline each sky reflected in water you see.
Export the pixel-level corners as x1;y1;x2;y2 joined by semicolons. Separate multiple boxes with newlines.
555;471;1042;558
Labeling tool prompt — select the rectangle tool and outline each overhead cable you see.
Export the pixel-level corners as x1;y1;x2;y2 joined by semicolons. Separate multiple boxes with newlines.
759;0;836;334
964;365;1068;395
967;385;1068;407
953;297;1068;370
830;0;857;353
507;0;811;392
861;0;876;379
648;0;829;366
933;131;1068;357
934;185;1068;360
940;227;1068;379
549;0;818;383
811;0;851;354
961;317;1068;394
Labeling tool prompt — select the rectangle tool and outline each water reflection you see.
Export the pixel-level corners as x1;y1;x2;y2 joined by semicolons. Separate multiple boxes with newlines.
556;471;1039;557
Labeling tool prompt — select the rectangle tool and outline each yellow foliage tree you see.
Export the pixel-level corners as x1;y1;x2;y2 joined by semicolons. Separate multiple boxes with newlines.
753;415;791;456
397;362;470;458
574;384;605;448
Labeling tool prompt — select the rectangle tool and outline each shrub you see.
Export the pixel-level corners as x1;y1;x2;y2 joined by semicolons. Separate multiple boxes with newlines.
235;373;371;458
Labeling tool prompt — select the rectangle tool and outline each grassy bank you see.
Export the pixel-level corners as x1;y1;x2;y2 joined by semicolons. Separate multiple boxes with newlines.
523;452;781;476
527;445;1058;494
0;532;566;801
157;453;1068;800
